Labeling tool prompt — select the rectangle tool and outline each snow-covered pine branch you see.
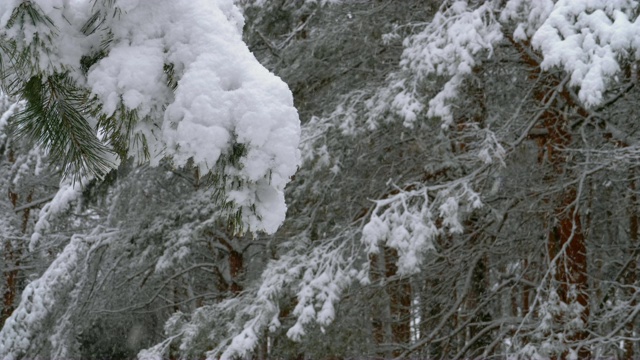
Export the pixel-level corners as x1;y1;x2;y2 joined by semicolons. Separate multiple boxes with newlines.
0;0;301;234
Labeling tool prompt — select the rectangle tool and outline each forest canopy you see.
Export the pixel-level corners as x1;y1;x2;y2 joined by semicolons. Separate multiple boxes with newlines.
2;0;640;359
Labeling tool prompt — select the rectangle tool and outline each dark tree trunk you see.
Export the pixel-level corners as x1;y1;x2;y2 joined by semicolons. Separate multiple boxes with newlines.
370;246;411;358
1;190;30;324
509;37;590;359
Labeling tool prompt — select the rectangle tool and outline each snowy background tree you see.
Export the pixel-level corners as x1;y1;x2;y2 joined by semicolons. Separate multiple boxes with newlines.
0;0;300;358
4;0;640;359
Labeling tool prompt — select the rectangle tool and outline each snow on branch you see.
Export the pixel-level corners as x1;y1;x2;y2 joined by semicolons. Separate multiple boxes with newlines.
147;233;364;360
529;0;640;106
86;0;301;233
363;179;483;275
501;0;640;107
394;0;640;128
0;234;91;360
0;0;301;234
399;0;503;127
29;177;89;251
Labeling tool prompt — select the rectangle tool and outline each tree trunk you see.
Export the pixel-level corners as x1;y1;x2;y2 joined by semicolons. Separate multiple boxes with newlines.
370;246;411;358
464;222;492;355
510;37;590;358
625;174;638;357
548;187;589;359
1;189;22;324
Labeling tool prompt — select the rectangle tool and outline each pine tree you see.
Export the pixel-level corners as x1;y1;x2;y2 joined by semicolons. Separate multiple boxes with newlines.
167;1;640;359
0;0;300;233
0;1;300;358
6;1;640;359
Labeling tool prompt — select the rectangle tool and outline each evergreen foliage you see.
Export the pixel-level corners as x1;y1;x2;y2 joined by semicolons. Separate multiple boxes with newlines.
5;1;640;360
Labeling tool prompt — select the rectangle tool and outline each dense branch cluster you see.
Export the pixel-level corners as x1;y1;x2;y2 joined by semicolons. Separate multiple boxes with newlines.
2;1;640;359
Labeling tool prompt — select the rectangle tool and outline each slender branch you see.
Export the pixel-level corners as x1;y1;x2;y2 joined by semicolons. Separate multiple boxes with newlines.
13;193;56;212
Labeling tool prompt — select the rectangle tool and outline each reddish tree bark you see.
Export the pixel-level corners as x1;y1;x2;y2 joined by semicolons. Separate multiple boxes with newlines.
624;175;638;357
548;188;589;349
370;246;411;358
510;37;590;358
208;231;245;295
1;190;31;324
385;248;411;349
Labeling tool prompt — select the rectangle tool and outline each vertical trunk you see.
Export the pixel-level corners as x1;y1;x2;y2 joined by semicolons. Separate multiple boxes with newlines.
467;255;491;351
511;37;590;358
541;130;589;359
210;232;245;295
255;328;269;360
1;189;27;324
543;103;588;360
420;276;444;357
552;188;589;353
385;247;411;351
1;240;18;323
522;259;530;316
228;249;243;294
625;175;638;357
369;251;389;357
464;223;491;354
369;247;411;358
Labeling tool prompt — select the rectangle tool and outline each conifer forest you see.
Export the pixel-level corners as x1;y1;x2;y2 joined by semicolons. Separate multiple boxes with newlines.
3;1;640;359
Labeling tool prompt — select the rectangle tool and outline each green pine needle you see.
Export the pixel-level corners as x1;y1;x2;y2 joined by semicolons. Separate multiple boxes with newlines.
12;74;115;180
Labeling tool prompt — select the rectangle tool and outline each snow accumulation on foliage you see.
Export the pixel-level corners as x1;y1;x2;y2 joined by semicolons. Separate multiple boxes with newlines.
396;0;640;131
0;0;299;357
0;235;90;360
343;0;640;300
504;0;640;106
8;0;640;358
29;178;88;251
0;0;301;234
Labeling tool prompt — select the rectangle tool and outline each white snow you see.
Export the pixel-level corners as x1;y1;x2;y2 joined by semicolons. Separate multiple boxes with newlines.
0;0;19;29
29;178;88;251
504;0;640;107
363;188;440;275
0;235;89;360
0;0;301;234
400;1;503;127
95;0;300;233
